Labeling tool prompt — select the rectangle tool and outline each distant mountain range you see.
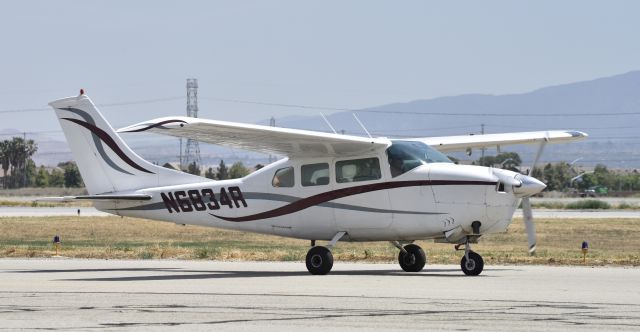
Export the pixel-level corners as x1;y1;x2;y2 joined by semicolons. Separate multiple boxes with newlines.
12;70;640;169
259;70;640;168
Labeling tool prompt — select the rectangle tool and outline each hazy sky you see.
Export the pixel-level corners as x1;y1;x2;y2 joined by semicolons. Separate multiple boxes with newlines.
2;0;640;133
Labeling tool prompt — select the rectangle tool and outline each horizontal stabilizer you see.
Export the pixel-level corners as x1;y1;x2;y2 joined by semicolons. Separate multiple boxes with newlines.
36;194;152;202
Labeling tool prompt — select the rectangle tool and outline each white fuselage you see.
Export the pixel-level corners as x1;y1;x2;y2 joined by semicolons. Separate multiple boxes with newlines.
96;151;520;243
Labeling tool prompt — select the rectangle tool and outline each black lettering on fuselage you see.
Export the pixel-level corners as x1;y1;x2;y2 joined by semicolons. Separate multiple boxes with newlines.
228;186;247;208
161;192;180;213
160;187;247;213
201;188;220;210
219;188;233;208
188;190;207;211
174;191;193;212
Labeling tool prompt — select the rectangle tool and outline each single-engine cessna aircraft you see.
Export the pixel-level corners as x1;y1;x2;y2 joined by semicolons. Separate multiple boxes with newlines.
46;91;587;275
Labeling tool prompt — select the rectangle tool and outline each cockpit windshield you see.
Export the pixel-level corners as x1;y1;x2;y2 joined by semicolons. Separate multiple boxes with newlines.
386;140;452;177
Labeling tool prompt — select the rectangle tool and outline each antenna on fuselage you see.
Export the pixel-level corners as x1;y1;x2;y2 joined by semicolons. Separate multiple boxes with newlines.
352;112;373;139
319;112;338;134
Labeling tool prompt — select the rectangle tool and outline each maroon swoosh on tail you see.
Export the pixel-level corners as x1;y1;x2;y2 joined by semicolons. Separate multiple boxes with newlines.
210;180;495;222
123;119;188;132
62;118;154;174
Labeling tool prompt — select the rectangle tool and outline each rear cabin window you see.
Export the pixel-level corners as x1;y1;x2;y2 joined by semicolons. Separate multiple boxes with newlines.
272;167;294;187
301;163;330;187
336;157;381;183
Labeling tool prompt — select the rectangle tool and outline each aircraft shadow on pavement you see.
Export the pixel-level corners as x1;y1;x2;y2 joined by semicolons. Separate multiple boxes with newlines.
9;267;516;281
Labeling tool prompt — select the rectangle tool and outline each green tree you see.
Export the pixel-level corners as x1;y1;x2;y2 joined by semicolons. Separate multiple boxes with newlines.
187;161;201;175
24;159;37;187
216;160;229;180
3;137;37;188
477;152;522;172
49;168;65;187
0;140;10;189
63;162;83;187
35;166;49;187
229;162;250;179
204;167;216;179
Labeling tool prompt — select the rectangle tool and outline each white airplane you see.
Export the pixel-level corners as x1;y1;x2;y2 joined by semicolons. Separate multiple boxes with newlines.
46;91;587;276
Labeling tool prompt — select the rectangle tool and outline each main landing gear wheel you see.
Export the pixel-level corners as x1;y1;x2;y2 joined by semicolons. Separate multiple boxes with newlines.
306;246;333;275
398;244;426;272
460;251;484;276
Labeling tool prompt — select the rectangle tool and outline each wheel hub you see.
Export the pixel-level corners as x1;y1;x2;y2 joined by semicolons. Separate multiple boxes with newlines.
311;255;323;268
403;254;416;265
465;259;476;271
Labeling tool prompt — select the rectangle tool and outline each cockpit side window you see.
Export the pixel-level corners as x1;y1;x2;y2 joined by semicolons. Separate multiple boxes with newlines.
387;140;452;177
272;167;294;187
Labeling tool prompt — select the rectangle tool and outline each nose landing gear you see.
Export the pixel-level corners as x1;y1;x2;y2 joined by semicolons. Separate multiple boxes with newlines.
458;238;484;276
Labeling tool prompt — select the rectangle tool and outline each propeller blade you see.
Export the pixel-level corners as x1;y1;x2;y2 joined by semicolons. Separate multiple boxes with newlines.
521;138;546;255
521;197;537;255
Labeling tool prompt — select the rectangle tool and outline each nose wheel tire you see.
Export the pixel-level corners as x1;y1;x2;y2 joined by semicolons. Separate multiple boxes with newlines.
306;246;333;275
398;244;426;272
460;251;484;276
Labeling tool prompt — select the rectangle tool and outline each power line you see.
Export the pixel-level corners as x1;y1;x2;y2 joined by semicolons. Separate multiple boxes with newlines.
0;96;184;115
202;97;355;112
5;94;640;118
0;130;63;136
359;110;640;117
98;96;184;107
205;97;640;117
0;107;50;114
480;124;640;131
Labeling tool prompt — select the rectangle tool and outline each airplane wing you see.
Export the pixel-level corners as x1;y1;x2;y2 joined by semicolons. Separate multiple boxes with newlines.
118;117;388;157
415;130;588;152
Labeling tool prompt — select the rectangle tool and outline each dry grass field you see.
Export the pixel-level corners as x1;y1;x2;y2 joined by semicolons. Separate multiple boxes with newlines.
1;216;639;266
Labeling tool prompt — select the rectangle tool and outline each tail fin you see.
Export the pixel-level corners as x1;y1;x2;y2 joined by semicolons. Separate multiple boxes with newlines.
49;93;206;195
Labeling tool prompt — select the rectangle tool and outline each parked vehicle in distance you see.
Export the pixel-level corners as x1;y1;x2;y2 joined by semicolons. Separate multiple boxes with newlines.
582;186;608;197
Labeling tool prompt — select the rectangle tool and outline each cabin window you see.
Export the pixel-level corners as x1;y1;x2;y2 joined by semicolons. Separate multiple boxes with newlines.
386;140;452;177
301;163;330;187
336;157;381;183
272;167;294;187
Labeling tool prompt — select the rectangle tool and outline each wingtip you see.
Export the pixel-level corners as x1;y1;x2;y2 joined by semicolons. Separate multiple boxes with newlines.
566;130;588;138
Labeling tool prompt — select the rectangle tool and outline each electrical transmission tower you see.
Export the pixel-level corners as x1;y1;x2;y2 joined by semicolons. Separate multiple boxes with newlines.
183;78;201;171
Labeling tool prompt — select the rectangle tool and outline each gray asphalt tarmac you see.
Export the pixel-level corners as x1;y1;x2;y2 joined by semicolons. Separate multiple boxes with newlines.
1;259;639;331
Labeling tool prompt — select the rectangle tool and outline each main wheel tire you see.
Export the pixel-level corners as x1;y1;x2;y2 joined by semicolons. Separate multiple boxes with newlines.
398;244;426;272
460;251;484;276
306;246;333;275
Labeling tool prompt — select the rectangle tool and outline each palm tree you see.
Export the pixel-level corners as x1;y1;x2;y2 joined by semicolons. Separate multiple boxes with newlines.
22;139;37;187
5;137;37;188
8;138;22;188
0;140;10;189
